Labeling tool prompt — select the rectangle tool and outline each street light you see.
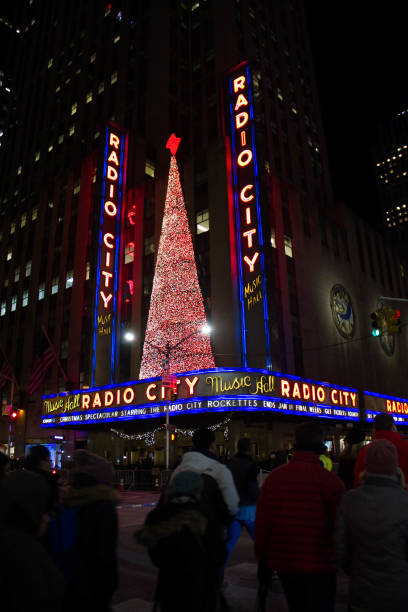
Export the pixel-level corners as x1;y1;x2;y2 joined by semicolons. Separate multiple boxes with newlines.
124;330;136;342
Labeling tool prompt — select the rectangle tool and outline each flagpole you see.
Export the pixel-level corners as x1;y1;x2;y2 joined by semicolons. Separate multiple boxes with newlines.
41;324;69;384
0;343;19;389
8;379;14;458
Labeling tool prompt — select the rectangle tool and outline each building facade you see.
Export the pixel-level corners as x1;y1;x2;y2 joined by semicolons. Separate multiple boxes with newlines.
0;0;407;463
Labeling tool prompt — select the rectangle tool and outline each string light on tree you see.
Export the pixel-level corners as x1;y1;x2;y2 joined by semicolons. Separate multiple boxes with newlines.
139;134;215;378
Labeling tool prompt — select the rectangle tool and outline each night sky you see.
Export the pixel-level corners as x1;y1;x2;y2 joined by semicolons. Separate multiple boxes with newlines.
306;3;408;225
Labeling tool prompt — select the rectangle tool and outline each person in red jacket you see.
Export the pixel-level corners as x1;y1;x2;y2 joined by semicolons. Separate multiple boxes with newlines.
254;423;345;612
353;412;408;487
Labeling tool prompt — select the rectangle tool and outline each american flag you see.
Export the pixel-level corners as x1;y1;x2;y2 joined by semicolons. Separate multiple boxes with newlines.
0;358;13;392
28;346;56;395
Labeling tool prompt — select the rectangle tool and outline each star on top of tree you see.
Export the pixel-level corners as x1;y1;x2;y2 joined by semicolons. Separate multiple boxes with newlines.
166;133;182;156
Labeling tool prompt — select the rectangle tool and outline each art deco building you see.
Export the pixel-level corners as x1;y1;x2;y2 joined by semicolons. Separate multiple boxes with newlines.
0;0;406;461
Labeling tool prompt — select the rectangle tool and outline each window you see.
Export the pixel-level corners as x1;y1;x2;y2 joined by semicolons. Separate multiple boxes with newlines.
90;52;96;63
86;262;90;280
21;213;27;228
0;302;5;316
22;290;29;307
110;71;118;84
47;58;53;68
11;295;17;312
17;165;22;175
51;277;59;294
71;102;77;115
14;267;20;282
284;235;293;258
35;151;40;162
144;236;155;255
86;91;92;103
6;250;12;261
69;125;75;136
73;181;80;195
25;260;32;277
38;282;45;300
48;144;53;152
145;160;155;177
65;271;74;288
125;242;135;264
31;207;38;221
270;228;277;248
58;134;64;144
10;222;15;234
114;35;120;43
196;209;209;234
98;82;104;94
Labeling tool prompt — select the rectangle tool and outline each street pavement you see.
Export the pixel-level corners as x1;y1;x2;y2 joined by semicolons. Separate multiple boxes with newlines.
113;491;350;612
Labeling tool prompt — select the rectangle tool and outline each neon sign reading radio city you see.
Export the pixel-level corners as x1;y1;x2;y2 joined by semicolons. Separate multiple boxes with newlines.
99;131;122;315
229;62;271;367
232;74;259;276
92;123;127;387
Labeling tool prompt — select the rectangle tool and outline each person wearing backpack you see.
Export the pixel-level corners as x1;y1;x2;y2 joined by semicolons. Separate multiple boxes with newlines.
171;428;239;526
60;450;119;612
137;471;226;611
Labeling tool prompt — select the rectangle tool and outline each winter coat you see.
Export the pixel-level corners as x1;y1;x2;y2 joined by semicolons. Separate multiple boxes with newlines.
336;474;408;611
228;452;259;506
254;451;345;573
0;470;64;611
172;450;239;518
137;498;226;612
354;430;408;487
61;482;120;612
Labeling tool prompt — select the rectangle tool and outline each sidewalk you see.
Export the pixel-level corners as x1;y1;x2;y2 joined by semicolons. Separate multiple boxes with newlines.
113;491;349;612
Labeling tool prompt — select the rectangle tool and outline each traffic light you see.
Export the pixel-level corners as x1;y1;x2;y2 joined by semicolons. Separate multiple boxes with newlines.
371;310;381;336
387;308;402;335
170;432;177;442
9;408;18;422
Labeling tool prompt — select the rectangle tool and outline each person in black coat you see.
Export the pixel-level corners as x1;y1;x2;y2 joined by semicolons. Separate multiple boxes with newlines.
137;471;226;612
60;450;119;612
0;470;64;611
225;437;259;562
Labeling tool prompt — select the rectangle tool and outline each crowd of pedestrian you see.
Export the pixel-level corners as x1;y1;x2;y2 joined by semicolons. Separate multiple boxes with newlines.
2;412;408;611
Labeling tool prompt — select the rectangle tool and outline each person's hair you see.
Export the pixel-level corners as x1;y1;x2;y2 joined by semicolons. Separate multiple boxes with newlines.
374;413;395;431
25;445;50;470
192;428;215;451
294;423;324;454
237;438;251;453
340;441;365;461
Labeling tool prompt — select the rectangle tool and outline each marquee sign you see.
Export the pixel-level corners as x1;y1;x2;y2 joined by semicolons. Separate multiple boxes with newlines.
41;368;359;426
228;62;271;368
92;124;127;386
364;390;408;426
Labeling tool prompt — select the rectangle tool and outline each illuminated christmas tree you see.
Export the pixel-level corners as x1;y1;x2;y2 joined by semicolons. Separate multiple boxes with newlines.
139;134;215;379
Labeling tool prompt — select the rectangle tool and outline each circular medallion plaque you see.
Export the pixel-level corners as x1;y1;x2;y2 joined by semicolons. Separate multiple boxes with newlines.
330;284;355;339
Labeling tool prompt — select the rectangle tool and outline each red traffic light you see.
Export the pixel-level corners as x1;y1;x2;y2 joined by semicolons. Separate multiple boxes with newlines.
10;409;18;421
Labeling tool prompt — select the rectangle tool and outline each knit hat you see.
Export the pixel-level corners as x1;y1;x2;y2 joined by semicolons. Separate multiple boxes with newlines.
72;449;115;485
366;439;397;475
168;471;204;499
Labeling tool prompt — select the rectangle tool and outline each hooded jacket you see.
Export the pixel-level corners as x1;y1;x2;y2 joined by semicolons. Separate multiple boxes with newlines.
337;474;408;611
353;429;408;487
172;450;239;517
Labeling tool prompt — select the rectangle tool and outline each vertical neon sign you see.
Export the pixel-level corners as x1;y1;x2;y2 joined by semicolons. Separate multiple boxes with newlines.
92;124;127;386
228;62;271;368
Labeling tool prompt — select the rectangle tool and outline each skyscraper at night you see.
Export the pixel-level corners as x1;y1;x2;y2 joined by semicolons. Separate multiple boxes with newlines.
1;0;406;462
